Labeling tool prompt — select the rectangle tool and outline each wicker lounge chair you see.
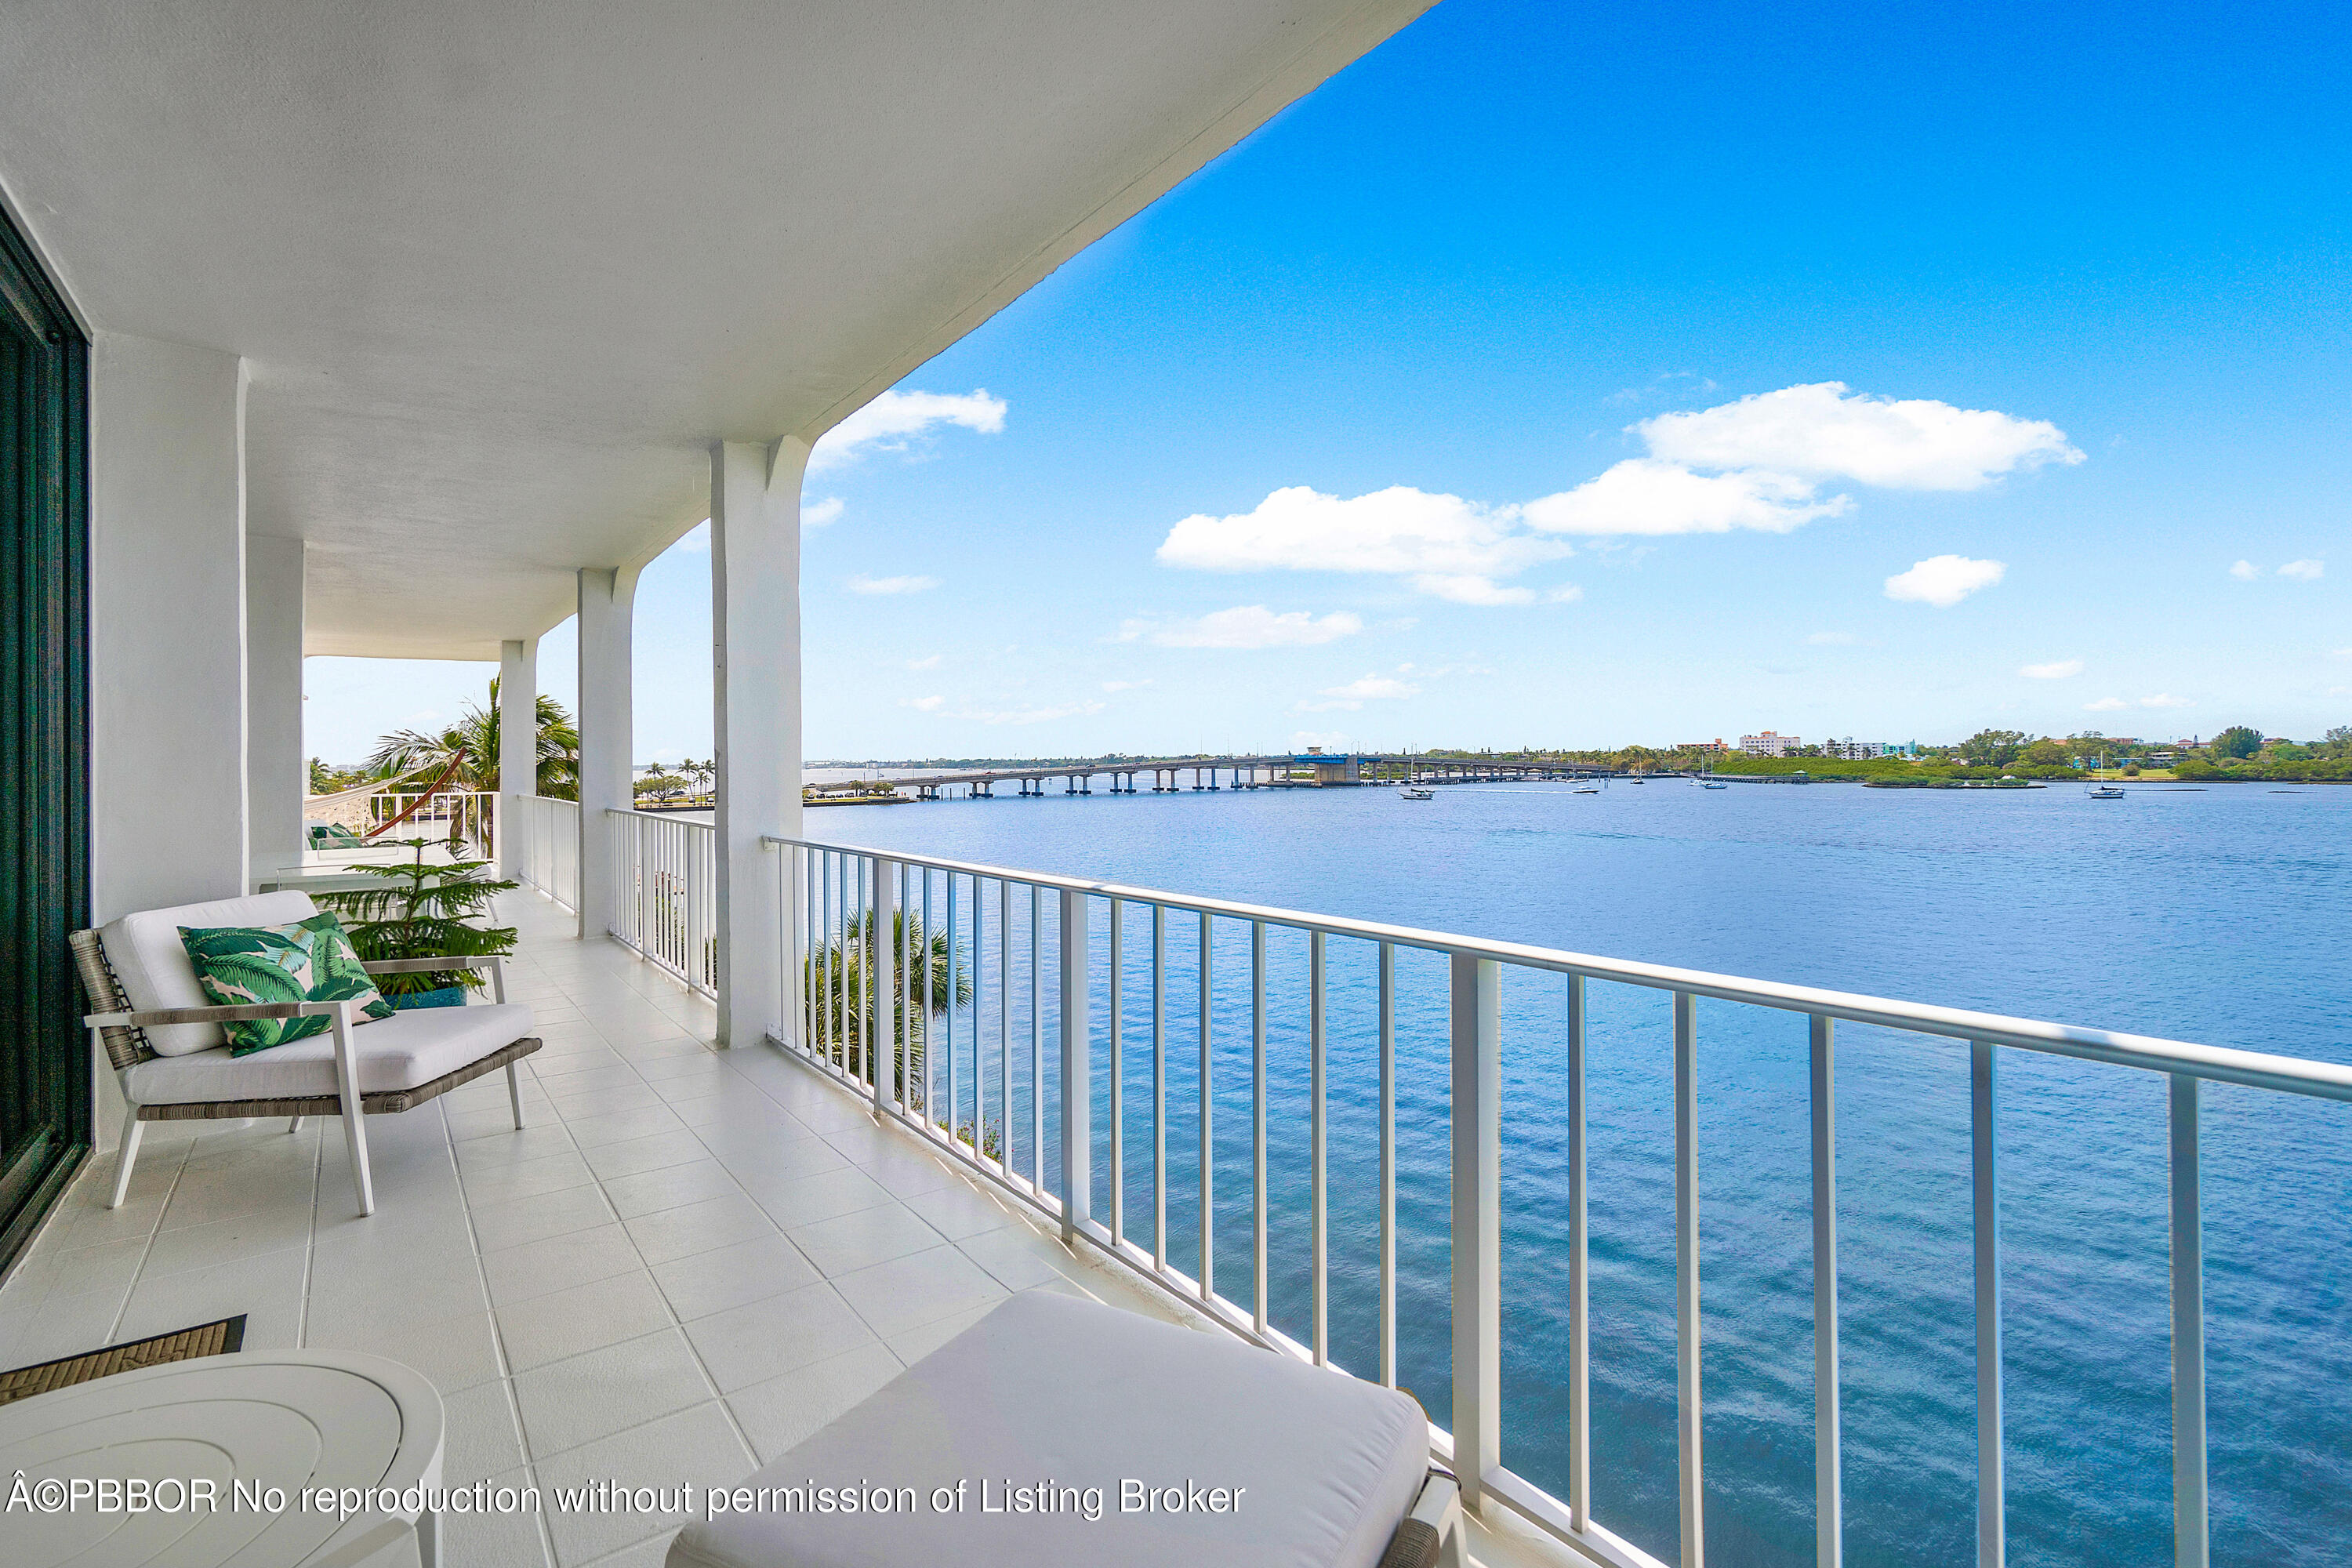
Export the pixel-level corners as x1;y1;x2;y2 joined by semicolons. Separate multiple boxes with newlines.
71;890;540;1218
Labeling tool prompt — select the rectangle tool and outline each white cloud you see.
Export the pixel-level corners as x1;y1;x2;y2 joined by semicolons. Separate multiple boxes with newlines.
1523;459;1849;536
802;496;845;528
1099;679;1150;692
905;654;942;670
959;700;1105;726
810;389;1007;471
1546;584;1584;604
1298;673;1422;713
2279;558;2325;581
2230;560;2261;581
1117;605;1364;649
1152;383;2074;597
1636;382;2082;491
1157;485;1568;581
674;520;711;553
1885;554;2005;608
2085;694;2192;712
848;574;938;595
1414;574;1537;606
2020;659;2084;679
902;695;944;713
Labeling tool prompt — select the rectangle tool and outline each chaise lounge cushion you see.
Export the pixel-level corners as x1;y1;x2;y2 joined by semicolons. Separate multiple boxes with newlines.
120;1002;536;1105
100;891;324;1056
666;1288;1432;1568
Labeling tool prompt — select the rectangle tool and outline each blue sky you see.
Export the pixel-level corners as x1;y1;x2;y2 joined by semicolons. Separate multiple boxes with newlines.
306;0;2350;764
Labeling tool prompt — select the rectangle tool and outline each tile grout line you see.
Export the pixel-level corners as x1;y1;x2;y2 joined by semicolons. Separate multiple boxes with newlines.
455;956;564;1568
562;978;763;1479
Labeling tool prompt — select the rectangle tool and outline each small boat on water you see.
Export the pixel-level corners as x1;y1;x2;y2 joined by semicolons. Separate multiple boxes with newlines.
1399;787;1435;801
1572;785;1600;794
2087;784;2127;799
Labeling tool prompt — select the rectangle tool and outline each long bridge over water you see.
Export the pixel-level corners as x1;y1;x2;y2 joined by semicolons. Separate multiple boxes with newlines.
807;753;1613;804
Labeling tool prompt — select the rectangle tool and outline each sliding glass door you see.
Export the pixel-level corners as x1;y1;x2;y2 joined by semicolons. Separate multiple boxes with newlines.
0;203;90;1272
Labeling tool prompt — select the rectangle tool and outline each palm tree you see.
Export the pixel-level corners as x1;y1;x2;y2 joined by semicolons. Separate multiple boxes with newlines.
366;677;581;800
805;909;969;1109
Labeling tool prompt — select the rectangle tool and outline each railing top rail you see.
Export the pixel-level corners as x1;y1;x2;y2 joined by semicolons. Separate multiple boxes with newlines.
760;832;2352;1103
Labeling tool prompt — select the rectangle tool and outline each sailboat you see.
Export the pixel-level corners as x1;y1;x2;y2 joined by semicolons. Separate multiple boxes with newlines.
1693;762;1727;789
1398;786;1435;801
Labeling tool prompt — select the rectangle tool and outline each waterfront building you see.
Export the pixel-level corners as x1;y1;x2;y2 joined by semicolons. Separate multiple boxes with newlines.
1739;730;1802;756
1822;739;1908;760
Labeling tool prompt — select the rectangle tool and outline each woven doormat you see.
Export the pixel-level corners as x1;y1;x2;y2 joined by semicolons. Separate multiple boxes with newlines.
0;1315;246;1406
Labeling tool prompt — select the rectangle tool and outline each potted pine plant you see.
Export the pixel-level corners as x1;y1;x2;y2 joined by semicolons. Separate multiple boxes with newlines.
314;837;520;1008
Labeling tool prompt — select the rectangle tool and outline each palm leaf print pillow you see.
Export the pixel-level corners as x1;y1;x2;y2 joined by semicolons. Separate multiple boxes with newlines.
178;913;396;1054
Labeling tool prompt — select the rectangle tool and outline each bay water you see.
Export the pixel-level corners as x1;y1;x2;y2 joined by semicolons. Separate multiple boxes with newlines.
791;779;2351;1567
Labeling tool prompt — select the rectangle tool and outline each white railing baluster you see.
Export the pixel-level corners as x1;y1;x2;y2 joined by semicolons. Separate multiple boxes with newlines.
1060;888;1089;1244
1251;918;1268;1339
1812;1014;1841;1568
873;855;895;1109
946;873;960;1139
1676;990;1704;1567
1030;883;1044;1191
1452;951;1501;1515
1311;928;1327;1367
1972;1039;2004;1568
1200;910;1214;1305
1154;902;1168;1274
2170;1073;2208;1568
1567;974;1590;1526
1000;878;1011;1174
1109;897;1124;1249
920;866;933;1121
1380;941;1397;1391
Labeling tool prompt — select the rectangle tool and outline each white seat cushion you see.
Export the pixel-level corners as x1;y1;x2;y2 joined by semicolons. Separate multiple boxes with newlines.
99;891;322;1056
667;1288;1431;1568
121;1002;535;1105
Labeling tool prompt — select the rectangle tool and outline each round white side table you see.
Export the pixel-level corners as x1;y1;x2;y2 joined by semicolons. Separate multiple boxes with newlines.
0;1350;446;1567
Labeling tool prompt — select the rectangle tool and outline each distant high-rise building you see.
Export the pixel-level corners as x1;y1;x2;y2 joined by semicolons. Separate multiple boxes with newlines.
1739;730;1801;757
1676;739;1727;753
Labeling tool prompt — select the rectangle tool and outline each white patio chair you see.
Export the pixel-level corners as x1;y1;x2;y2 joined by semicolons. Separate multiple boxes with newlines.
71;891;541;1218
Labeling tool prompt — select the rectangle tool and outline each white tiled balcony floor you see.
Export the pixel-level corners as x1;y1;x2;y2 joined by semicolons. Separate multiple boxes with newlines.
0;891;1197;1568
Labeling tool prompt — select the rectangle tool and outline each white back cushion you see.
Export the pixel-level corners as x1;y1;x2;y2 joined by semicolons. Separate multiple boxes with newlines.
100;891;321;1056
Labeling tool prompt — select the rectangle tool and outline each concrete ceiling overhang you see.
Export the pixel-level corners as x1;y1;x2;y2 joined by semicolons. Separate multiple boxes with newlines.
0;1;1432;659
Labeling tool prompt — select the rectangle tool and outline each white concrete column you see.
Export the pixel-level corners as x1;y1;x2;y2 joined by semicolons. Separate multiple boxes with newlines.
89;333;250;920
711;437;808;1049
575;565;639;938
245;535;306;866
499;636;539;881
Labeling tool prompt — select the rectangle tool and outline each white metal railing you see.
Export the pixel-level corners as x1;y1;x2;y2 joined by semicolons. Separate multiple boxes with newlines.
366;789;496;858
759;833;2348;1568
510;794;580;912
612;808;717;996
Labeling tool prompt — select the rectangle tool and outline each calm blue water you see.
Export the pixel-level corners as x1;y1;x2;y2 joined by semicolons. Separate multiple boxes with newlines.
805;779;2352;1568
